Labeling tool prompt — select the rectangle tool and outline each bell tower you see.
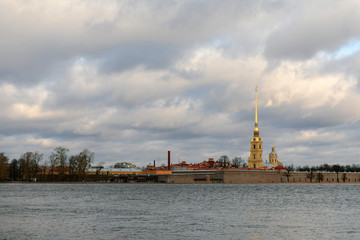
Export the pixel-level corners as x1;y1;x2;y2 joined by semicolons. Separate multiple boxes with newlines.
248;86;263;168
269;145;279;166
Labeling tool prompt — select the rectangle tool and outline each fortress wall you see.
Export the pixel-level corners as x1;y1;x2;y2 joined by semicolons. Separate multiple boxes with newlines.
223;171;282;184
163;171;360;184
165;174;195;184
224;171;360;184
164;171;224;184
288;172;360;183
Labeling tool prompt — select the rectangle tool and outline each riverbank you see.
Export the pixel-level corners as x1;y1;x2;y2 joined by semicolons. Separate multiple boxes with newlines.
3;170;360;184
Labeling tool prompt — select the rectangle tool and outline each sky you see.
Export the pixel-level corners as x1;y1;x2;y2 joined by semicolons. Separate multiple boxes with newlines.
1;0;360;167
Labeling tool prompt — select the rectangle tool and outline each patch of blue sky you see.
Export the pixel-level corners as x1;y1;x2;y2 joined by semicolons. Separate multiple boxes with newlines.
325;39;360;59
206;35;233;49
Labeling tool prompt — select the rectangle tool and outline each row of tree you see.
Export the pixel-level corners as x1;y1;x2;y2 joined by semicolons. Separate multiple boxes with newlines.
284;163;360;183
218;156;247;168
295;163;360;173
0;147;94;182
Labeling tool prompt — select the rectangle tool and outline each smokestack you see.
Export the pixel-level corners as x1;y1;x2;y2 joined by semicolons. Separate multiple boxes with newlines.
168;150;171;170
154;160;156;167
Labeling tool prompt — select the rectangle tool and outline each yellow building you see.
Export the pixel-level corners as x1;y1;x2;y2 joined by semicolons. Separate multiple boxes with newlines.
269;145;280;166
248;86;263;169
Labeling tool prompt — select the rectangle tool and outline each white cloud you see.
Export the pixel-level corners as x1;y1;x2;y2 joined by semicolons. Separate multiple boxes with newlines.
262;55;357;109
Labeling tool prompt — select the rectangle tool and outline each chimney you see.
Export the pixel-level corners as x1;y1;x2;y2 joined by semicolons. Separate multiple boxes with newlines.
153;160;156;167
168;151;171;170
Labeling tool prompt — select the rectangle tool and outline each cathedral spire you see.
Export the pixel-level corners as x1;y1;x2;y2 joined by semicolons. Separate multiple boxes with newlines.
254;86;259;136
248;86;263;169
255;86;258;125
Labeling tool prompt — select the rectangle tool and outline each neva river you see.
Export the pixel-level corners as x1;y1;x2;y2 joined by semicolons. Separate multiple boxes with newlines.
1;183;360;239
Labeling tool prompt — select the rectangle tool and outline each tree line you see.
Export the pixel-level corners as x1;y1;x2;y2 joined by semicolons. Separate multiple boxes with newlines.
295;163;360;173
0;147;94;182
283;163;360;183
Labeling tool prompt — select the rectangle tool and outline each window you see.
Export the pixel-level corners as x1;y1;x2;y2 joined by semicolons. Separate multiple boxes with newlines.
253;145;256;149
254;155;255;159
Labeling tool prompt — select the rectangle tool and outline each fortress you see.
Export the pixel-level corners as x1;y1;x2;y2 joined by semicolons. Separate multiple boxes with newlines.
91;87;360;184
155;87;360;184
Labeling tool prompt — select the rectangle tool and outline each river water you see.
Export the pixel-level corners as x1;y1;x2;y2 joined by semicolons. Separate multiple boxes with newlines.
1;183;359;239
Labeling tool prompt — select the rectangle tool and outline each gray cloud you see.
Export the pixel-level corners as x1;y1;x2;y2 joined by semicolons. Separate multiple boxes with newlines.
264;0;360;61
97;43;182;73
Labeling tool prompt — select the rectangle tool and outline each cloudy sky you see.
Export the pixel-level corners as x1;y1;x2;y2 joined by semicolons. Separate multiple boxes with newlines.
1;0;360;167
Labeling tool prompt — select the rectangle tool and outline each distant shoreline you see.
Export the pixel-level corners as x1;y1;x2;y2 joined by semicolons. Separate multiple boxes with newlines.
2;181;360;185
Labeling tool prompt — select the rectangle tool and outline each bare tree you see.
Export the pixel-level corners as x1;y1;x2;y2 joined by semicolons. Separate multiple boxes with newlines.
218;155;230;168
68;155;77;177
283;165;294;182
231;157;245;168
342;173;347;183
40;160;49;182
49;152;59;177
306;171;314;183
332;164;341;183
0;153;9;181
71;149;94;181
19;152;43;181
49;147;69;181
316;172;324;183
9;159;20;181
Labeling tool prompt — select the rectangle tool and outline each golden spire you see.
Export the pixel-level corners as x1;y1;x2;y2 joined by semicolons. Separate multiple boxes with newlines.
254;86;259;134
255;86;258;125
